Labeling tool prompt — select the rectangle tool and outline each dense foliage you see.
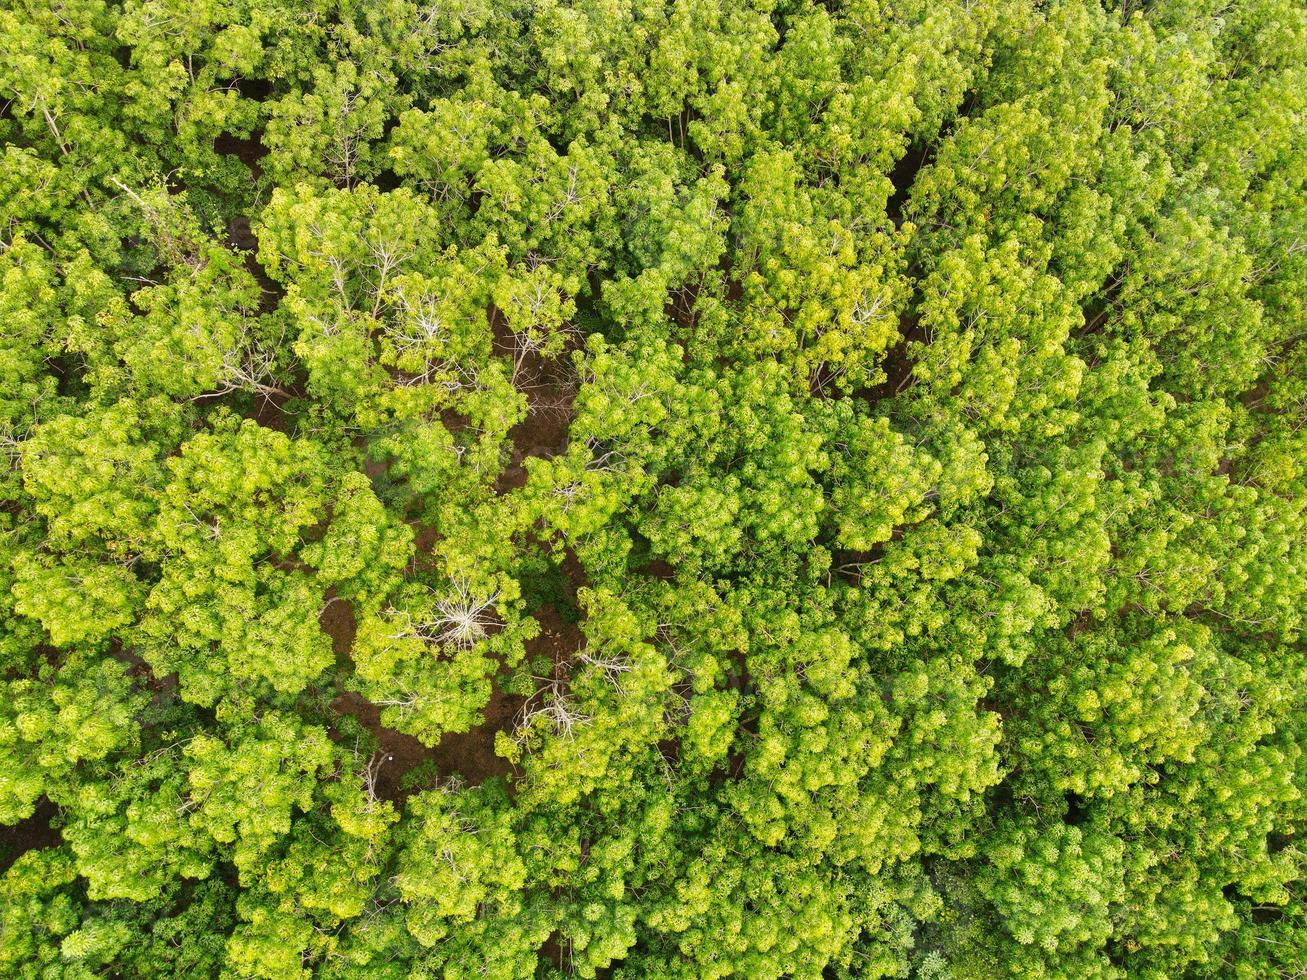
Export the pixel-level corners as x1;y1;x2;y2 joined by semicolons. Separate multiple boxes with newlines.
1;0;1304;976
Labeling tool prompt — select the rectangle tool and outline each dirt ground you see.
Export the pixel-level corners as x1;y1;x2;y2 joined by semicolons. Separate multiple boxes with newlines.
322;572;586;802
0;798;60;874
2;135;597;869
491;302;580;493
318;302;587;801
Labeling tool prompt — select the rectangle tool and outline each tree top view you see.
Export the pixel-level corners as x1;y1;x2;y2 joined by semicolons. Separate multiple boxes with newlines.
0;0;1304;976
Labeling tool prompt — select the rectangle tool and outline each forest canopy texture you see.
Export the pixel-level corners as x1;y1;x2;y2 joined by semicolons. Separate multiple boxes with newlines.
1;0;1305;977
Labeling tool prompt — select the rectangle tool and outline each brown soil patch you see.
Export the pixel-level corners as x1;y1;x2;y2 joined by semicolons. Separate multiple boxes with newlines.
334;597;585;801
666;282;701;329
886;141;936;227
362;453;388;481
539;931;565;970
425;682;524;786
314;482;592;802
110;640;180;707
410;522;440;557
214;132;267;180
860;312;924;403
227;207;294;433
557;544;590;602
225;214;282;315
527;602;585;672
319;592;358;661
226;213;260;253
0;797;61;873
330;687;525;800
639;557;677;580
319;594;583;798
330;690;436;801
491;303;579;494
248;390;293;433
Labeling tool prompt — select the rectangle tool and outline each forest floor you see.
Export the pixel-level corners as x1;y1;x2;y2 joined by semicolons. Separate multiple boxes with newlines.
324;304;586;800
0;798;60;874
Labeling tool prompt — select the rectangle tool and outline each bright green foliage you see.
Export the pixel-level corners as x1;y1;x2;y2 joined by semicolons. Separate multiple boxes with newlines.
11;553;143;647
59;731;217;903
0;655;144;825
19;397;182;551
351;569;537;745
829;415;941;549
393;784;542;966
138;416;336;712
301;471;414;609
183;712;333;874
1003;620;1215;799
1;0;1304;977
975;818;1127;975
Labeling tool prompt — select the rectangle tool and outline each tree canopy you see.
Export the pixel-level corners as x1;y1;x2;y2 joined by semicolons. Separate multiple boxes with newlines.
1;0;1304;977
